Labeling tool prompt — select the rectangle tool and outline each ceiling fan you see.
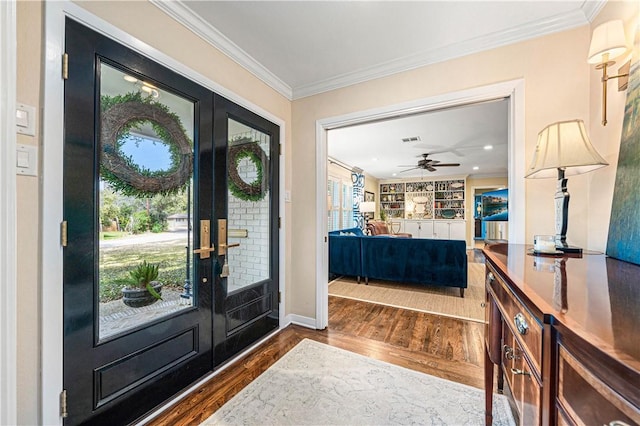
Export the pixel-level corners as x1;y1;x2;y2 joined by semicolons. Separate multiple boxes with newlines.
398;153;460;173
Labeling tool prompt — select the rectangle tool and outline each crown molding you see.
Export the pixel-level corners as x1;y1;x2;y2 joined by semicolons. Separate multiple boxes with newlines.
293;8;591;99
154;1;603;101
150;0;293;100
582;0;607;22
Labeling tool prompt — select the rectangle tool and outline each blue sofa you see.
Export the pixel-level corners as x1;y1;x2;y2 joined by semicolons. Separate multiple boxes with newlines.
328;227;365;283
328;227;468;297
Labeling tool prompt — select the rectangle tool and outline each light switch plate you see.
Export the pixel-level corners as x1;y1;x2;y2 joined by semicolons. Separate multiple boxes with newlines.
16;103;36;136
16;144;38;176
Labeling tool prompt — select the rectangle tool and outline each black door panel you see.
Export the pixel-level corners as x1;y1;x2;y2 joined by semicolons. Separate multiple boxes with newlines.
64;19;212;425
64;19;279;425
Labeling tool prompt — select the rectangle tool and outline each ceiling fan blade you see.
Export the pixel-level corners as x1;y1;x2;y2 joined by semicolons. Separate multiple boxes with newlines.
434;163;461;167
426;165;437;172
398;167;420;173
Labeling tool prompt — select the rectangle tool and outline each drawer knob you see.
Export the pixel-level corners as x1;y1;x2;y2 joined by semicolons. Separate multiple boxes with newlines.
510;367;531;377
514;313;529;335
503;345;514;360
487;272;495;283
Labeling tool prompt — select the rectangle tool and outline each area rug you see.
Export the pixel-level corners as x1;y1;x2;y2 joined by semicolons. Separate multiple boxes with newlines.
203;339;514;425
329;262;485;322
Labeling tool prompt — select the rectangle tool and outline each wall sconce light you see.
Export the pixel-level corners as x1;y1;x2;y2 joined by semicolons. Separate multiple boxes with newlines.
587;19;630;126
525;120;608;253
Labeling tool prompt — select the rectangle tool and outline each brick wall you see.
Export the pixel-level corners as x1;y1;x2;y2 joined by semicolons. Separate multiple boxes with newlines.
226;137;270;292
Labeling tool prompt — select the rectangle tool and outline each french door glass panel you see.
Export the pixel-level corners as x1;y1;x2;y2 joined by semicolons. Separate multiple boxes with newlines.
226;118;270;292
98;63;195;339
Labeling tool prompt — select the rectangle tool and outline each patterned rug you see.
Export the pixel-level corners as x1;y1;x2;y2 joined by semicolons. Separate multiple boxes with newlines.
329;262;486;322
203;339;515;425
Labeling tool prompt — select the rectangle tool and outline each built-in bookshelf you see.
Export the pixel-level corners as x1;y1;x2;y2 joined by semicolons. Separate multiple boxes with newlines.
380;179;465;220
379;183;405;219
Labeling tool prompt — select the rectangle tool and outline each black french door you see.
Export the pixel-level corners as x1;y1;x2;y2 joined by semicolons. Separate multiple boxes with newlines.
63;19;279;425
211;95;280;364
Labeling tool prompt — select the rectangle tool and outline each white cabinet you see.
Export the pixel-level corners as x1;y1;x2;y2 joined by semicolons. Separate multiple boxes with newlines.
433;220;466;241
403;220;434;239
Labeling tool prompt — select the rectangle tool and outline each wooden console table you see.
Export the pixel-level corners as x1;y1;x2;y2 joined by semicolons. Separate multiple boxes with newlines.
483;243;640;425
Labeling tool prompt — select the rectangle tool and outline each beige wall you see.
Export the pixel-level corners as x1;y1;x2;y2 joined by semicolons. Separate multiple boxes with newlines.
290;4;637;318
363;172;379;219
16;1;291;422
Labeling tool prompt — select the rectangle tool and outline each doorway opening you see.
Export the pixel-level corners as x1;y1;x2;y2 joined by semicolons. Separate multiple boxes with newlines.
315;80;526;329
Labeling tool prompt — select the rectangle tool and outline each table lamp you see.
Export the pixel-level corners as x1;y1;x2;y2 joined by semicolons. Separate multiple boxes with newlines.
525;119;608;253
359;201;375;222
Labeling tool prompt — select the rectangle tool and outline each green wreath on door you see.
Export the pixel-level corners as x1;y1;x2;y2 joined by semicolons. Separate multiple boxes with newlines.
100;92;193;198
227;138;269;202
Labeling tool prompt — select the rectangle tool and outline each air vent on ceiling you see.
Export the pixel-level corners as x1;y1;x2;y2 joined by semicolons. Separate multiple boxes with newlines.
401;136;421;143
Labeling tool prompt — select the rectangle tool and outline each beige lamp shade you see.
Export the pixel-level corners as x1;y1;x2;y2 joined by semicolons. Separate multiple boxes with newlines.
588;20;628;64
525;119;608;179
359;201;375;213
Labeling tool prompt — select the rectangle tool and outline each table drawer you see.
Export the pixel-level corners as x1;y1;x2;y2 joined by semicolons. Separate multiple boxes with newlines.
557;344;640;426
502;320;542;425
487;266;543;373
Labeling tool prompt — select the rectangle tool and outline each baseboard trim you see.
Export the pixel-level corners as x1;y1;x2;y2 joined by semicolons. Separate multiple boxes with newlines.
286;314;317;329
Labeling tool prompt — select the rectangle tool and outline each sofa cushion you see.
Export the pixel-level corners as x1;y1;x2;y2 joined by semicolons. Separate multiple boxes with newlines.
328;227;365;278
366;221;412;238
329;226;365;237
361;236;467;289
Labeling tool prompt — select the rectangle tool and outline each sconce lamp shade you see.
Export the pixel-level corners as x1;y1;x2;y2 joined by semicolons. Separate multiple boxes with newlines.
588;20;627;64
359;201;375;213
525;119;608;179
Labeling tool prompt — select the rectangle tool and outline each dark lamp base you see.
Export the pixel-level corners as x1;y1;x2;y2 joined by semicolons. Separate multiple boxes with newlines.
556;245;582;254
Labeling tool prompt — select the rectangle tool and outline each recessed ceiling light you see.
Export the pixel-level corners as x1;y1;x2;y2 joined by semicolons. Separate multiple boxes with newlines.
392;173;397;176
401;136;421;143
123;75;137;83
484;145;493;150
372;157;378;162
473;166;479;170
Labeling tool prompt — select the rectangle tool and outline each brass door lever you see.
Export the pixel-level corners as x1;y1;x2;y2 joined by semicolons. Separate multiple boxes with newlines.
218;219;240;255
194;220;215;259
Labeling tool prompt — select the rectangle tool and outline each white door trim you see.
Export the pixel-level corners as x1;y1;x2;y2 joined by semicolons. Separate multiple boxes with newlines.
315;80;526;329
42;2;286;424
0;1;18;424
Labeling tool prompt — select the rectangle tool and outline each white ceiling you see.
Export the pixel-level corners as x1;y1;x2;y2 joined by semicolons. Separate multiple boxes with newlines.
328;98;509;180
154;0;603;100
151;0;604;180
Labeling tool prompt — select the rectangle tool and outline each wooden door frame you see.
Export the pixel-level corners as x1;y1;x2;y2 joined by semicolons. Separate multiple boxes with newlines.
315;80;526;329
42;3;286;424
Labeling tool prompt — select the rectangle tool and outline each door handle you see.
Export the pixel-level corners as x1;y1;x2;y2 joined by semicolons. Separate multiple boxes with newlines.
193;220;215;259
218;219;240;255
218;219;240;278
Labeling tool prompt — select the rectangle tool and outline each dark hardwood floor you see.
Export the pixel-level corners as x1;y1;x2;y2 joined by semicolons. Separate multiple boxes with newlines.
147;296;486;426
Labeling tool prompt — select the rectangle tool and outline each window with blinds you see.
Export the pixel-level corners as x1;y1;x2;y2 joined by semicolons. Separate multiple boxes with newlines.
328;176;354;231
